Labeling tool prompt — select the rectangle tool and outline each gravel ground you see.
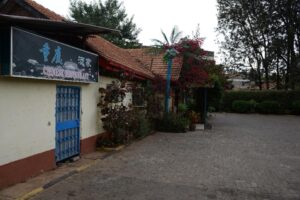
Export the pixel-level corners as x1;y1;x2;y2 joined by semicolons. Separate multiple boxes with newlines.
33;113;300;200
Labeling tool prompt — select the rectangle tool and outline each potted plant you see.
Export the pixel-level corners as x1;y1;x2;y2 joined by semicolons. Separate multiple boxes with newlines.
188;111;200;131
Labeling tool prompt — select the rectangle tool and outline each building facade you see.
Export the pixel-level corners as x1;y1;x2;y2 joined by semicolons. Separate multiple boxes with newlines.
0;0;153;189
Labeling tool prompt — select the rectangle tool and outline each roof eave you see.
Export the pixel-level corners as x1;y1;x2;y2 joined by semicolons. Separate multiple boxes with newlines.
0;13;120;36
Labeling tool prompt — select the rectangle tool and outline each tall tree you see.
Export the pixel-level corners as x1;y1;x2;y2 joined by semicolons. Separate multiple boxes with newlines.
69;0;141;48
217;0;300;90
274;0;300;89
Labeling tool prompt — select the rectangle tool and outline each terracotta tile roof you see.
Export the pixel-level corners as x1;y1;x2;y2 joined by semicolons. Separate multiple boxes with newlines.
127;48;183;81
86;36;154;79
24;0;64;21
22;0;154;79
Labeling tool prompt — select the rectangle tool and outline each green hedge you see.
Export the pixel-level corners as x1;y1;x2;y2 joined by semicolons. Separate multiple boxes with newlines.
232;100;256;113
222;90;300;114
292;100;300;115
156;113;190;133
256;101;281;114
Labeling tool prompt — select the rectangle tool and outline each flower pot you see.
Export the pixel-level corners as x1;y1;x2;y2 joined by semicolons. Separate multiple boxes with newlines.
96;145;125;152
189;123;196;131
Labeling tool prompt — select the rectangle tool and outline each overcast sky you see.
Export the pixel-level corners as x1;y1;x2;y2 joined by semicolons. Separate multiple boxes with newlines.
34;0;220;63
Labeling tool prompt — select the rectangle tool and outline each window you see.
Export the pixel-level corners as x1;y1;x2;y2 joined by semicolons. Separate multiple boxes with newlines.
132;87;145;107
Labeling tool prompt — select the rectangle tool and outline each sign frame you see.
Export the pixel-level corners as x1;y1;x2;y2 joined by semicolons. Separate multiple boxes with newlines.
8;26;99;83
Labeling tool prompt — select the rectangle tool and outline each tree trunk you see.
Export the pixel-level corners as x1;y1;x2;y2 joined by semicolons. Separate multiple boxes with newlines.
290;47;296;90
257;60;262;90
276;57;280;90
285;48;290;90
263;61;270;90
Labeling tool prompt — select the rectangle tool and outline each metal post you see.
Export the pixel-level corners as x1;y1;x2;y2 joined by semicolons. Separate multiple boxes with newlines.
165;58;173;113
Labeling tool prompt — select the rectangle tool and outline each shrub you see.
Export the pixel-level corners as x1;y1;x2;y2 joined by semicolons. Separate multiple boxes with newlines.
97;110;152;147
207;76;224;111
222;90;300;113
96;129;131;148
292;100;300;115
97;133;112;148
208;106;216;113
232;100;256;113
256;101;281;114
133;115;152;138
97;80;136;147
156;113;190;133
178;103;188;113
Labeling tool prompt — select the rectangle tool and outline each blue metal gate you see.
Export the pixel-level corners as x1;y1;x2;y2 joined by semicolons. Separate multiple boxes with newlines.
55;86;80;162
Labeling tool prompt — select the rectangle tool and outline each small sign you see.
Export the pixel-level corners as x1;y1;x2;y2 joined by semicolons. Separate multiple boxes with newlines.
11;27;98;83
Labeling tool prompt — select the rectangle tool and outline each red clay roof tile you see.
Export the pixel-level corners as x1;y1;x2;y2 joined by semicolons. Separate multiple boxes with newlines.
127;48;183;81
86;36;154;79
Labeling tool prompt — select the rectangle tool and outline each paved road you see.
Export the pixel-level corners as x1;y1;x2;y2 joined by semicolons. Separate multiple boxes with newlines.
34;113;300;200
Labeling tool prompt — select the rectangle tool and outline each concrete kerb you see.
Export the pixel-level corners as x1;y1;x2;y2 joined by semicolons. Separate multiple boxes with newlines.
10;134;155;200
16;152;117;200
17;168;90;200
17;188;44;200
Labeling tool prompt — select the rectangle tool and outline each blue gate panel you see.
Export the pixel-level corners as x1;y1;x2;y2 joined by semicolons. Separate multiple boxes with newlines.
55;86;80;162
56;120;80;132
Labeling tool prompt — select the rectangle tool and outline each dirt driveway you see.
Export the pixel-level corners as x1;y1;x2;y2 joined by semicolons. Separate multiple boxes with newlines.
33;113;300;200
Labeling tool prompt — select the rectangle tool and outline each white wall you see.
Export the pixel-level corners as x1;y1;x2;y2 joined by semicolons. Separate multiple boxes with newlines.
0;78;56;165
0;75;133;166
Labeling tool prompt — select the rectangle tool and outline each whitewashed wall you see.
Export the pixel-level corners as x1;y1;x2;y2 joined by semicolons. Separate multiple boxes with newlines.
0;75;132;166
0;78;56;165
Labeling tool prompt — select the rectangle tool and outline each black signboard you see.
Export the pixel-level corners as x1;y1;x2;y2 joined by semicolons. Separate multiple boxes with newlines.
11;27;98;83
